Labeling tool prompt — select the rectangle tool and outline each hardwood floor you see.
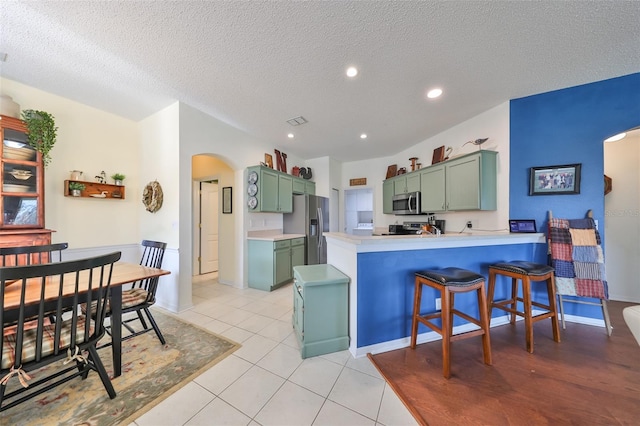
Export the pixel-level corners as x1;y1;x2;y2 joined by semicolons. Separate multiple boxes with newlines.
369;301;640;425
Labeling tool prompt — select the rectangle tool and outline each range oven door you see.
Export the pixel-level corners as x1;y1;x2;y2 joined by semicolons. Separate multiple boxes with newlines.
392;191;421;215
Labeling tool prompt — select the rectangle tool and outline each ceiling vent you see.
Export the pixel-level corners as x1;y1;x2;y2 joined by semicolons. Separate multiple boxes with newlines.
286;116;308;126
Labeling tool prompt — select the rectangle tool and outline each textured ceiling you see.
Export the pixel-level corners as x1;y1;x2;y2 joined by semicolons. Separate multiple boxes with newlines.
1;1;639;162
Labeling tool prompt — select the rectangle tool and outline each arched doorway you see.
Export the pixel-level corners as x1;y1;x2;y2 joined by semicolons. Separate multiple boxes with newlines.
604;127;640;302
191;154;236;287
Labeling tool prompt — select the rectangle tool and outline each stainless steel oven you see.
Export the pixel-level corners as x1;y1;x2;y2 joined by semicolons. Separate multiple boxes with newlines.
392;191;421;215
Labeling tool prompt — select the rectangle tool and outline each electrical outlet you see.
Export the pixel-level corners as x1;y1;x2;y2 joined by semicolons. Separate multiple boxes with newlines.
467;221;473;229
435;298;441;310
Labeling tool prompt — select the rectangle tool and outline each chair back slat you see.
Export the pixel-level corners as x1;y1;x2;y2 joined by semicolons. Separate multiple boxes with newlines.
135;241;167;299
0;242;69;267
0;251;120;380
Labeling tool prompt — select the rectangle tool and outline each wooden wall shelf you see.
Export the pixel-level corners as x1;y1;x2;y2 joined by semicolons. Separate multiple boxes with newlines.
64;180;126;199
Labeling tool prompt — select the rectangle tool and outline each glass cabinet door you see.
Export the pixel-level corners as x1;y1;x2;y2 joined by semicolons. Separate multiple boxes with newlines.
1;116;44;229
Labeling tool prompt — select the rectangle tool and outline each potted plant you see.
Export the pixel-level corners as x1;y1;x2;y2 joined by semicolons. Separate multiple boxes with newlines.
68;181;85;197
111;173;125;186
21;109;57;167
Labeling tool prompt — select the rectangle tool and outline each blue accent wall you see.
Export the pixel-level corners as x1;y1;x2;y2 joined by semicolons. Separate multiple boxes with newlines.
510;72;640;319
510;72;640;241
356;243;547;348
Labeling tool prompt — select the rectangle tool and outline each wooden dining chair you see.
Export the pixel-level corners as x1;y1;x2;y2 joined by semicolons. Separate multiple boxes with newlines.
0;242;69;267
0;251;121;411
95;240;167;346
0;243;70;325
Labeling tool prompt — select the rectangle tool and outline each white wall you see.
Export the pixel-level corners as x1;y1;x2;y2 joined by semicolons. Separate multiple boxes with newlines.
604;132;640;302
138;102;181;311
1;77;140;248
340;102;510;234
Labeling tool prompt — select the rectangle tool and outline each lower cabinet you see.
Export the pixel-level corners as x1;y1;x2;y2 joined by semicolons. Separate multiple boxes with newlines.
0;229;53;249
292;264;349;358
248;237;306;291
291;238;305;268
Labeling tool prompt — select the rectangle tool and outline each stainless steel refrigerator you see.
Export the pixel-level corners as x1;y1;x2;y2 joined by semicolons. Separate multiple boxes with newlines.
283;194;329;264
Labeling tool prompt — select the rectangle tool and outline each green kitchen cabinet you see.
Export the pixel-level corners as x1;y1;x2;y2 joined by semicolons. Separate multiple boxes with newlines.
382;179;394;214
247;166;293;213
304;181;316;195
393;173;421;195
291;237;306;268
292;264;349;358
419;164;446;212
385;150;497;215
274;241;292;287
292;178;316;195
248;237;306;291
445;150;497;211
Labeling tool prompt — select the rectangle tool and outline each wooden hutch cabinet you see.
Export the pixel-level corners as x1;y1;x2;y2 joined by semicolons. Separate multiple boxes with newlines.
0;114;53;248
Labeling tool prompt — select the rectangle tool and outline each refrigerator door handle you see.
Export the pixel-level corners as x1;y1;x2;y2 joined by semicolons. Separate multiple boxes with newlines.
317;207;323;248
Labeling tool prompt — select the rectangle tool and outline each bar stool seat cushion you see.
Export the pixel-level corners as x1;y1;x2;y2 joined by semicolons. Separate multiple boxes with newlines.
490;261;553;276
416;267;484;286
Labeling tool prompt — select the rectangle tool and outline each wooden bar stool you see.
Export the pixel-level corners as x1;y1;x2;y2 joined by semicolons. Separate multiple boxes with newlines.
487;261;561;353
410;267;492;379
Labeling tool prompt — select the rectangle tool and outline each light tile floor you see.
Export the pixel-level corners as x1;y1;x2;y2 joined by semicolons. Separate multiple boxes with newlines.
132;273;417;426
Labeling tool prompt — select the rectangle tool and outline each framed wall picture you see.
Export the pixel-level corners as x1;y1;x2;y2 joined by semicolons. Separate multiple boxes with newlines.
264;153;273;168
529;163;581;195
222;186;232;213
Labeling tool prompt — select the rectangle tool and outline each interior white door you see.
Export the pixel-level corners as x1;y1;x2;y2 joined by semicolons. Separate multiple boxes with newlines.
200;181;219;273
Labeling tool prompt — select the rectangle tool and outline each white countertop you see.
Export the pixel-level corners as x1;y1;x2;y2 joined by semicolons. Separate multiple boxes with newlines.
325;231;546;253
247;230;305;241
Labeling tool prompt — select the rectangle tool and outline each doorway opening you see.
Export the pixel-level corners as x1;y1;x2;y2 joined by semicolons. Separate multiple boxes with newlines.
191;153;236;286
344;188;373;236
603;127;640;302
198;180;219;275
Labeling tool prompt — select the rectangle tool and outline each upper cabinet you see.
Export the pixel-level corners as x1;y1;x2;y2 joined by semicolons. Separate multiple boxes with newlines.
384;150;498;214
445;151;497;211
292;178;316;195
0;115;44;229
393;173;421;195
419;164;446;212
247;165;316;212
382;179;394;214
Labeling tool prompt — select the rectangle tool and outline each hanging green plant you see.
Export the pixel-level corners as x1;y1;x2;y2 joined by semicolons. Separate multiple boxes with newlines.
21;109;58;167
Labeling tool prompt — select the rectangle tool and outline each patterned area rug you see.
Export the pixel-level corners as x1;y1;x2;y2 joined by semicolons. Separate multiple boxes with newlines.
0;310;240;425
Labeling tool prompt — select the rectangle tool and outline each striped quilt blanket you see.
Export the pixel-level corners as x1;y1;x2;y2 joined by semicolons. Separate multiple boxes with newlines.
548;217;608;299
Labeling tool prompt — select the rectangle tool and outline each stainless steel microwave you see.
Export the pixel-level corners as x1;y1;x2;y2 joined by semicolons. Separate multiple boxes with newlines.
392;191;421;215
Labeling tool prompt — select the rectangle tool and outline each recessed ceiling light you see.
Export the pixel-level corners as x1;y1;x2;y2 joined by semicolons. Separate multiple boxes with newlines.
360;133;367;139
426;88;443;99
287;133;294;139
604;132;626;142
346;67;358;78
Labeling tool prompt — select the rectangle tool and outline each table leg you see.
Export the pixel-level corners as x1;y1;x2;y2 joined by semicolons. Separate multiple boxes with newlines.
111;286;122;377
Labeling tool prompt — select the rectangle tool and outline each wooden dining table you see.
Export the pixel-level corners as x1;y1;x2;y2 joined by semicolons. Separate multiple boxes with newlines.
2;261;171;378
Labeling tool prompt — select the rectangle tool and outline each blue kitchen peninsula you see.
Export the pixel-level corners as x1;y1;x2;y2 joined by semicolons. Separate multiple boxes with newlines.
325;231;547;357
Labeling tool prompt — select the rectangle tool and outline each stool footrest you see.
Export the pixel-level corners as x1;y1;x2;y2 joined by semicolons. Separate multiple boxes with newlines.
450;328;486;342
492;298;555;315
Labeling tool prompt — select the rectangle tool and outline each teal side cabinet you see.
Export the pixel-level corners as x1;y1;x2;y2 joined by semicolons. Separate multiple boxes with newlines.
249;237;306;291
292;264;350;358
